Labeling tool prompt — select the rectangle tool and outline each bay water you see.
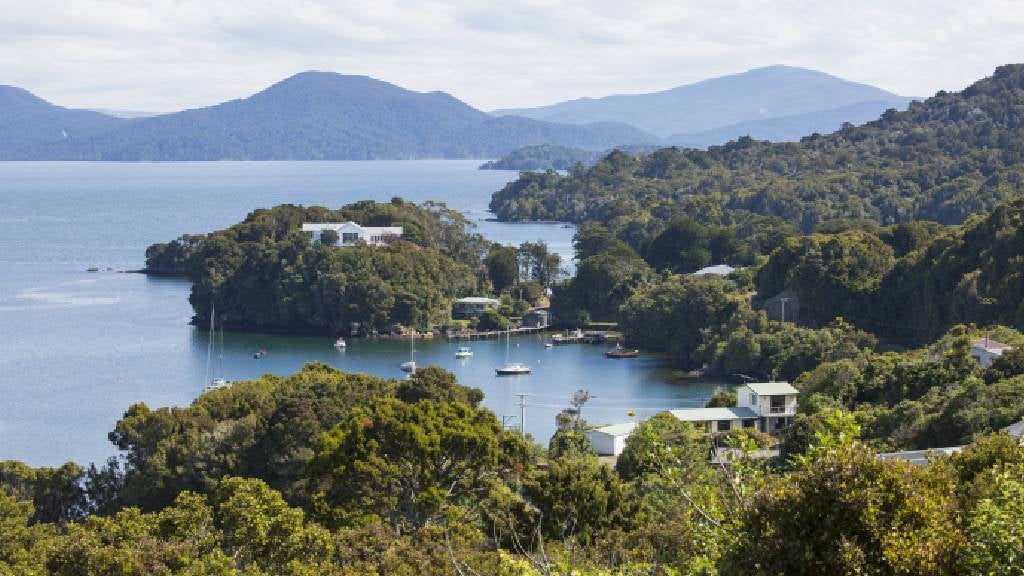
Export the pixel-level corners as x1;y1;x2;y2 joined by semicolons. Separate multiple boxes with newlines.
0;161;722;466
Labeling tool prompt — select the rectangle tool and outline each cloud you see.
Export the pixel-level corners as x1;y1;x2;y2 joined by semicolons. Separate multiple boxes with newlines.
0;0;1021;112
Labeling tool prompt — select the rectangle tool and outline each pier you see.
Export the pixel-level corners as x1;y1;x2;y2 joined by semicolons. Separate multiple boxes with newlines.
446;325;549;340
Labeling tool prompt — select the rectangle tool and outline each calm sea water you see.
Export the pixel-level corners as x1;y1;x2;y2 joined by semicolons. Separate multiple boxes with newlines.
0;161;722;466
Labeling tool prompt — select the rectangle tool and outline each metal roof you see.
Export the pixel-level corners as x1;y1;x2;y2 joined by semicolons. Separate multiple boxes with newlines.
1003;420;1024;439
746;382;799;396
669;406;759;421
877;446;963;466
587;422;638;437
693;264;736;277
454;297;501;304
971;338;1013;351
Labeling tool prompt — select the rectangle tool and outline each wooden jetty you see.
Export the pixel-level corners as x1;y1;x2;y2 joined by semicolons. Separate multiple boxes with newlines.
446;325;548;341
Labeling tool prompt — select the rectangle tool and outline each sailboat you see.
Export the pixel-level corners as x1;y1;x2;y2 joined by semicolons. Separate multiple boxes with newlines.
496;327;531;376
204;303;232;391
399;329;416;373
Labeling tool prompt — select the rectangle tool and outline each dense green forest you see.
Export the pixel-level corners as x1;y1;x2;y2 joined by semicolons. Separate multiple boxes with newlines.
490;64;1024;234
3;359;1024;574
146;199;565;334
146;199;489;333
479;144;659;171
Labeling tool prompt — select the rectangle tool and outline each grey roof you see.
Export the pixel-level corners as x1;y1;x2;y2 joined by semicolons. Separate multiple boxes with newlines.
454;297;500;304
1003;420;1024;439
669;406;759;421
746;382;799;396
877;446;963;466
587;422;638;437
971;338;1013;351
693;264;736;277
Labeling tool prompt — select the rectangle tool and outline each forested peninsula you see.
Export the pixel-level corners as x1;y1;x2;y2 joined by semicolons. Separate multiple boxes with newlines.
144;199;561;334
490;64;1024;230
144;199;486;333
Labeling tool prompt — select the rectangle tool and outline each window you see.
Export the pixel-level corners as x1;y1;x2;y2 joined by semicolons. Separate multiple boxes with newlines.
717;420;732;432
743;419;756;429
342;232;359;244
770;395;786;414
749;393;757;406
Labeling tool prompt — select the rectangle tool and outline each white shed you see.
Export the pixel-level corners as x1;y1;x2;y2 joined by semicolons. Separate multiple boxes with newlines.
585;422;638;456
971;338;1013;368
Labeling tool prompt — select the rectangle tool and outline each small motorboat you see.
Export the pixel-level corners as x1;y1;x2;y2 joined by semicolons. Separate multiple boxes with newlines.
205;377;232;392
333;337;347;349
253;349;267;359
86;267;99;272
455;346;473;358
400;360;416;373
496;362;532;376
544;342;553;349
604;344;640;359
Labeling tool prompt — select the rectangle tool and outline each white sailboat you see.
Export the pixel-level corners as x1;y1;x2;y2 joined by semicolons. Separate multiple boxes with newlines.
400;330;416;373
204;303;232;391
496;327;531;376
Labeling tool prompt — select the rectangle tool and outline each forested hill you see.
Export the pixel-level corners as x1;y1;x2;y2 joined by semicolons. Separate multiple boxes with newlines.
0;86;122;156
489;64;1024;232
0;72;654;160
145;200;493;333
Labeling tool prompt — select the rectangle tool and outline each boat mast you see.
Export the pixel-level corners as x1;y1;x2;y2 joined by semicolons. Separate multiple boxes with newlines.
205;302;215;385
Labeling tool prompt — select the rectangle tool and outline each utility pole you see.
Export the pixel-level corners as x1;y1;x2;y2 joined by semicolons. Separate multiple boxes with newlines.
780;297;790;323
515;393;528;435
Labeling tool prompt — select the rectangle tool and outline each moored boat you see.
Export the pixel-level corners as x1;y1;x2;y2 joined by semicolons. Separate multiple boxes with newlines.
604;343;640;359
205;377;232;391
455;346;473;358
496;362;532;376
496;328;531;376
333;337;347;349
400;330;416;373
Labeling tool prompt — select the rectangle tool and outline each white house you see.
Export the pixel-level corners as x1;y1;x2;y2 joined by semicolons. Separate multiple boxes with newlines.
970;338;1013;368
452;297;501;319
669;406;760;433
585;422;638;456
670;381;799;434
737;381;799;433
302;222;402;247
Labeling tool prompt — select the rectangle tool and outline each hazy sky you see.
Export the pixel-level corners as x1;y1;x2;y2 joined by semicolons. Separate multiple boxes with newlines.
2;0;1023;112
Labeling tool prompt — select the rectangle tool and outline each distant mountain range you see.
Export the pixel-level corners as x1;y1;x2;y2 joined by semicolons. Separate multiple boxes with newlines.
494;65;915;139
0;66;915;161
0;73;652;160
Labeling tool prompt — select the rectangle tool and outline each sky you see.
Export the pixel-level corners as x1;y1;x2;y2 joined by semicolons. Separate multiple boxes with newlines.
1;0;1023;113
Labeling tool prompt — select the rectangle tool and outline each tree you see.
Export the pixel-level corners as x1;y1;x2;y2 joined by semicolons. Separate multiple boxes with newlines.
644;217;712;273
523;457;633;544
308;398;503;529
615;413;707;482
487;246;519;294
962;462;1024;575
215;477;334;574
705;391;737;408
723;413;960;576
478;308;510;331
396;365;484;407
